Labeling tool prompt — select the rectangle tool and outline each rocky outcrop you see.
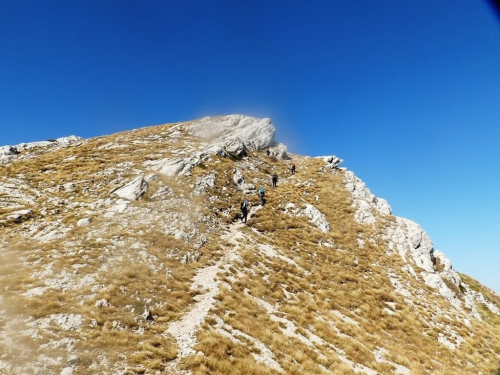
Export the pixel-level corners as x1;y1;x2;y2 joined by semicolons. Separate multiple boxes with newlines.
144;157;195;177
1;136;83;164
268;143;290;160
386;217;434;272
344;170;392;224
0;146;19;156
188;115;275;152
318;155;343;168
343;169;499;320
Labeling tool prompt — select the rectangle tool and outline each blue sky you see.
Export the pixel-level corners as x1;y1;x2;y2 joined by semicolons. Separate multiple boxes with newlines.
1;1;499;293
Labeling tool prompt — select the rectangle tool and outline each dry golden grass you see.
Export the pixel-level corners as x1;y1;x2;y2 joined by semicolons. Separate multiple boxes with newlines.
2;122;500;374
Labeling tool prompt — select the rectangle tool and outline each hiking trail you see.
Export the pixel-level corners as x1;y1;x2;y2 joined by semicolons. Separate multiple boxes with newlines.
164;217;248;374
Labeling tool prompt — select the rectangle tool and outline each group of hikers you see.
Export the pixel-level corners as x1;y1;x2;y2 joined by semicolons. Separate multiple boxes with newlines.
240;158;296;224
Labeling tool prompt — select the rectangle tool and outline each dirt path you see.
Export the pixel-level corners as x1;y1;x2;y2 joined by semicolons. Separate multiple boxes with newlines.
164;220;246;374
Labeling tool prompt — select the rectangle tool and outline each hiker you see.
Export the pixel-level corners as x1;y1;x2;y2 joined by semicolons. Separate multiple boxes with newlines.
258;187;265;206
272;173;278;188
240;199;249;223
291;163;296;175
266;149;271;156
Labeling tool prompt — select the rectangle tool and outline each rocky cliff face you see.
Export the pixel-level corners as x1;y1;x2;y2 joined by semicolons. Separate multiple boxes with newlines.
0;115;499;375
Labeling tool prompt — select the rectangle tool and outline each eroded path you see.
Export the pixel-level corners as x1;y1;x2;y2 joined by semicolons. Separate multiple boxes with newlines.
164;220;245;374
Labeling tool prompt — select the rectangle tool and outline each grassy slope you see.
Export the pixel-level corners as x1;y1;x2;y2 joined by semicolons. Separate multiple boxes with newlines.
0;122;499;374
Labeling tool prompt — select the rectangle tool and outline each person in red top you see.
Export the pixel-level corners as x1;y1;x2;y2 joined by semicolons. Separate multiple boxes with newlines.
291;163;296;175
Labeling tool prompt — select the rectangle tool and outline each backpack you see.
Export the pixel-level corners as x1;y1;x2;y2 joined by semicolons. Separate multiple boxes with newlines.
241;201;247;209
259;188;264;196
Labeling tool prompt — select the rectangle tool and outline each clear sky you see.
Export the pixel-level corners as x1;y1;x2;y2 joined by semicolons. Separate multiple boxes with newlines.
1;1;499;293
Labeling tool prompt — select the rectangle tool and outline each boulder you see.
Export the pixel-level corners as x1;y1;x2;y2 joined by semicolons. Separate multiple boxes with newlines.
77;218;92;227
111;177;149;201
318;155;344;168
6;209;32;223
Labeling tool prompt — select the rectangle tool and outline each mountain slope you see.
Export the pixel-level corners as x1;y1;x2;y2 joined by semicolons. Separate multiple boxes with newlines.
0;115;499;375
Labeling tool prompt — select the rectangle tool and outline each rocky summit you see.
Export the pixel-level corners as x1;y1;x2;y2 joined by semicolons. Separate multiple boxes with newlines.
0;115;499;375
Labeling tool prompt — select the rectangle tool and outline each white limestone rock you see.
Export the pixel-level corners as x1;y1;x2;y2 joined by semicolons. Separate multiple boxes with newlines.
144;157;194;176
95;299;110;308
386;217;435;272
204;144;227;157
285;203;330;233
268;143;290;160
241;183;256;194
463;284;500;316
344;170;392;224
385;218;498;318
0;145;19;156
15;135;83;151
374;197;392;215
77;218;92;227
224;139;248;157
187;115;275;151
6;209;32;223
32;314;83;331
192;172;217;196
63;182;77;193
233;169;245;185
318;155;344;168
422;272;462;308
111;176;149;201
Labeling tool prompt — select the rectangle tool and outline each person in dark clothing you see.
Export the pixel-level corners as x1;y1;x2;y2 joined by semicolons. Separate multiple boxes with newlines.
266;149;271;156
272;173;278;188
240;199;249;223
291;163;296;175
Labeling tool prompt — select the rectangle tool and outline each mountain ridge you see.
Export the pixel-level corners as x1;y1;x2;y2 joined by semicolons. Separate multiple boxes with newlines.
0;115;499;375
